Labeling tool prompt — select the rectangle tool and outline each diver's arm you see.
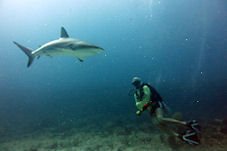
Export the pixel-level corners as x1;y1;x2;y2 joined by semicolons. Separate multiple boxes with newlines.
134;93;137;102
141;86;152;111
134;93;143;115
143;86;151;103
134;94;140;113
134;86;151;115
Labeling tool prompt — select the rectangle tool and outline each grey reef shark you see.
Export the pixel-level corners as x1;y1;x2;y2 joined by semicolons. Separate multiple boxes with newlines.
13;27;104;67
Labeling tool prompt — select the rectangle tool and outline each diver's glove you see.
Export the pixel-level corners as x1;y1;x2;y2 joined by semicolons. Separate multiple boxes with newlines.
136;110;141;115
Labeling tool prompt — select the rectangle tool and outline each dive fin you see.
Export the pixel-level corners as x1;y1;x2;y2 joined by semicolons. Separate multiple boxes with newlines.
13;41;35;68
77;56;84;62
179;130;200;145
186;120;201;134
61;27;69;38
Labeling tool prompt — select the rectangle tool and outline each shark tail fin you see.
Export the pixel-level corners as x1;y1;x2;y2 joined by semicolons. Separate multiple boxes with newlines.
13;41;35;68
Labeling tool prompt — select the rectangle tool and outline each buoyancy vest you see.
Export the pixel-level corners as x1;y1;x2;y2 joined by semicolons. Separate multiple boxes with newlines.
136;83;164;114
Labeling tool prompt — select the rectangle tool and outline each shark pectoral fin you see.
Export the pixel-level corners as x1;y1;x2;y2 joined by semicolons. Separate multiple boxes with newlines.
77;56;84;62
61;27;69;38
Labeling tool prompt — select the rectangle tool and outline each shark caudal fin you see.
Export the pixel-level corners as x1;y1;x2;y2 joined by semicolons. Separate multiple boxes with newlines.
13;41;35;68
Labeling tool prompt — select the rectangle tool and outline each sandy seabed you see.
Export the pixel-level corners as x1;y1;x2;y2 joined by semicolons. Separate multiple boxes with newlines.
0;119;226;151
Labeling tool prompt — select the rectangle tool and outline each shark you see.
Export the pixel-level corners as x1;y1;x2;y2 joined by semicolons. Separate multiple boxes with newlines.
13;27;104;67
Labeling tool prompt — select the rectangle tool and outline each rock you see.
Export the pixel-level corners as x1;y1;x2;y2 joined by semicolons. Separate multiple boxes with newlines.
220;126;227;134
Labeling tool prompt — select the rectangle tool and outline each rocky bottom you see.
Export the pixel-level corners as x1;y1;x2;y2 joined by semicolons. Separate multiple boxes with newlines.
0;119;226;151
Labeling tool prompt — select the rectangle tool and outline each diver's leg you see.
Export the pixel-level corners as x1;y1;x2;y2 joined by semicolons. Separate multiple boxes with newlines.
155;107;186;126
155;108;201;133
153;107;200;145
151;109;179;137
158;123;179;137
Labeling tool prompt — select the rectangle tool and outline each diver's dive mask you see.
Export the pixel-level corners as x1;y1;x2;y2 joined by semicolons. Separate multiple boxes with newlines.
132;81;141;89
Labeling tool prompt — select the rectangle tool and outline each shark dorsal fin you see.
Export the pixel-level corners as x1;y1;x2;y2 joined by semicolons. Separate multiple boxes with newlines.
61;27;69;38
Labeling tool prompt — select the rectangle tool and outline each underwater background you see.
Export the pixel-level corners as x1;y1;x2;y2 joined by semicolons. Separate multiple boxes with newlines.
0;0;226;151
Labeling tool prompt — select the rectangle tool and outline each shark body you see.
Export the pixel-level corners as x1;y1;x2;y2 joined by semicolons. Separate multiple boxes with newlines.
13;27;104;67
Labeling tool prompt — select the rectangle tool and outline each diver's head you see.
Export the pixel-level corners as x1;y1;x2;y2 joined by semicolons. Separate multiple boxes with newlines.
132;77;141;88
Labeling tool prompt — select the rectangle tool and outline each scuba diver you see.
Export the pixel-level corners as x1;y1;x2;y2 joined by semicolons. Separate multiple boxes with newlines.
131;77;201;145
